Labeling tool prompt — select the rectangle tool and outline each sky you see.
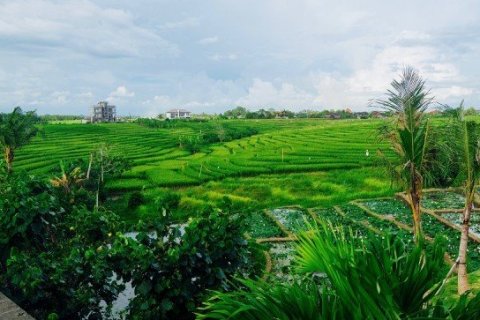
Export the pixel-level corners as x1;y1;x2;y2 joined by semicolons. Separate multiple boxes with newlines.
0;0;479;116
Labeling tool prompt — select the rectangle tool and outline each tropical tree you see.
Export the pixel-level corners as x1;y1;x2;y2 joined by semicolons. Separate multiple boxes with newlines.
376;67;434;242
444;103;480;294
0;107;39;173
50;160;86;204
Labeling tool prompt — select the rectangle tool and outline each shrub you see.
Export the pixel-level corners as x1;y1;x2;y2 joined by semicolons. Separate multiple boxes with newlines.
156;190;181;213
113;210;252;319
127;191;145;209
0;172;124;319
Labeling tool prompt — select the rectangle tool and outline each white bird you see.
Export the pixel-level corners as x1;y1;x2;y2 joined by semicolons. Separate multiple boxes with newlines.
366;149;370;157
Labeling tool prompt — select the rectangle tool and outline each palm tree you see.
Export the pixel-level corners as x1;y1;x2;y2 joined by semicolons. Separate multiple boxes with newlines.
446;103;480;294
50;160;86;203
376;67;434;243
0;107;39;173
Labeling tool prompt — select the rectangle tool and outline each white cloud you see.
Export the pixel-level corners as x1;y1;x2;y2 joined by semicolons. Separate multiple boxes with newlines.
346;42;461;98
0;0;178;58
107;86;135;103
77;92;94;99
1;1;480;114
198;36;219;45
160;17;200;30
435;86;475;101
50;90;69;104
210;53;237;61
141;95;175;116
236;79;314;109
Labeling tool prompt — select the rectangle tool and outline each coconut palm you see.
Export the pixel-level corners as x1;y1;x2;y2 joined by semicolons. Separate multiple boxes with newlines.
376;67;434;243
0;107;39;173
444;103;480;294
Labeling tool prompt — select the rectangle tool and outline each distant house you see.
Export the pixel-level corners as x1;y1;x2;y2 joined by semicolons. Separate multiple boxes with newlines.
354;112;369;119
329;113;341;119
370;111;387;119
91;101;116;123
165;109;191;119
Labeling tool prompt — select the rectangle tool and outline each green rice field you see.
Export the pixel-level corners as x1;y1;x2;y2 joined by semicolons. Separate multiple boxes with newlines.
16;118;396;220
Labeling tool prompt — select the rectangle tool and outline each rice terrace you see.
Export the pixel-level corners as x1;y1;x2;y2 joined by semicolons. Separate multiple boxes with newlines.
2;1;480;320
17;119;393;218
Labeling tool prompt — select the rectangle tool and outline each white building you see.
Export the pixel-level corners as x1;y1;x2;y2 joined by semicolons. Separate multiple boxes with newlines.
165;109;191;119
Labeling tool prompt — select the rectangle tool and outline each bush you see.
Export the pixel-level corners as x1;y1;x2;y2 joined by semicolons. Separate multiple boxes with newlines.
0;172;124;319
156;191;181;213
113;210;252;319
127;191;145;209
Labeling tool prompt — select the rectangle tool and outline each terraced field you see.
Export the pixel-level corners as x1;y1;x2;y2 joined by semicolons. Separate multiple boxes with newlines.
17;119;388;185
14;119;399;220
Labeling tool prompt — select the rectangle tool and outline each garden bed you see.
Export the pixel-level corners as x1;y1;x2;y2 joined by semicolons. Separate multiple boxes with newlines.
269;208;315;233
340;204;413;241
267;242;299;283
310;207;371;236
440;212;480;238
245;211;286;238
421;191;466;210
359;199;412;226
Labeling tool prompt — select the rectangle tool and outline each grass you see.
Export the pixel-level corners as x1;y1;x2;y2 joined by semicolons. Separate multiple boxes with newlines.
439;270;480;305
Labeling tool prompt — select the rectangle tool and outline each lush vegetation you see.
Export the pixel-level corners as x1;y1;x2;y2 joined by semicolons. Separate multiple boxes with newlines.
0;167;260;319
198;222;480;319
14;118;395;222
3;66;480;319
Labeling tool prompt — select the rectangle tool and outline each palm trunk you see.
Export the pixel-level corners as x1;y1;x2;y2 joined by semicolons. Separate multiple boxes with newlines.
458;201;472;294
86;153;93;179
409;166;423;243
409;190;423;243
4;146;14;173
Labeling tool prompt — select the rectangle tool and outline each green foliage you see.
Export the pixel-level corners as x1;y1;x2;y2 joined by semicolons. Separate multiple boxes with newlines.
222;106;248;119
376;67;435;187
296;223;444;318
113;210;253;319
1;168;258;319
50;147;132;208
155;190;181;213
13;119;393;214
0;172;59;260
0;107;40;172
127;191;145;209
0;172;124;319
198;222;480;319
198;279;339;320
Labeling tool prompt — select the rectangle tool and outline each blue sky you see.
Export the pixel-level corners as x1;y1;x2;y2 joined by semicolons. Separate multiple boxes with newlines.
0;0;479;115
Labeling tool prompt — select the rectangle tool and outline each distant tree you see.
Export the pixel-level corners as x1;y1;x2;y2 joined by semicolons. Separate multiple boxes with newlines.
464;107;477;116
0;107;40;173
224;106;248;118
376;67;434;243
